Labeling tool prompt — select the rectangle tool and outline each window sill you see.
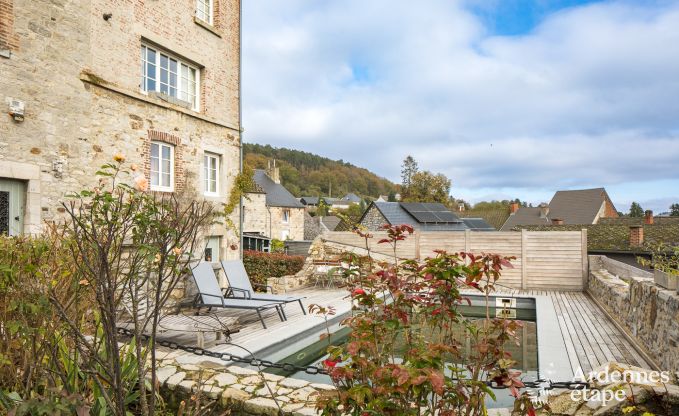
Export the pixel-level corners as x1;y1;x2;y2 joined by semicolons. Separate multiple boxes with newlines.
79;70;239;132
194;17;222;38
151;187;174;193
0;49;10;59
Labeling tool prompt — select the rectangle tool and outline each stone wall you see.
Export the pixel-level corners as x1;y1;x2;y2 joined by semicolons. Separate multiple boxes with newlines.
153;352;679;415
359;204;388;231
243;192;269;236
242;194;306;241
0;0;241;259
154;350;333;415
270;206;305;241
588;255;679;373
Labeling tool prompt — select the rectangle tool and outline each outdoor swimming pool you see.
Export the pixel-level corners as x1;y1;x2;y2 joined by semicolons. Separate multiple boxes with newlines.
264;296;539;408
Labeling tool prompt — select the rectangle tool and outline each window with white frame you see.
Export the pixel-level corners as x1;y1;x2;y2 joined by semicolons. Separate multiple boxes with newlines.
204;235;221;262
150;142;174;191
141;44;200;110
282;209;290;224
281;229;290;241
196;0;213;25
203;152;219;196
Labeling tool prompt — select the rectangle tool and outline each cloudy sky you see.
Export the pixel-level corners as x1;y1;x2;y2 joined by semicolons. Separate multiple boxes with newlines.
242;0;679;213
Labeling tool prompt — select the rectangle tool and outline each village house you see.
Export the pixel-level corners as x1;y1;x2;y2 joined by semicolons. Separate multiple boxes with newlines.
0;0;242;260
358;201;470;231
500;188;619;231
241;164;305;247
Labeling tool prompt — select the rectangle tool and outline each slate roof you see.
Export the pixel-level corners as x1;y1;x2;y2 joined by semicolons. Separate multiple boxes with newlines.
320;216;342;232
253;170;305;208
365;202;468;231
300;196;320;206
461;218;496;231
342;193;362;203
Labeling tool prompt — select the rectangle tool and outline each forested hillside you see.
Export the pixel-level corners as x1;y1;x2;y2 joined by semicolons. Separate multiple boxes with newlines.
243;143;399;198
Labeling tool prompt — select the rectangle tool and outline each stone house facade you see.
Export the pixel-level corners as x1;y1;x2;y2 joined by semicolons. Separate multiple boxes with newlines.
242;167;305;245
0;0;241;260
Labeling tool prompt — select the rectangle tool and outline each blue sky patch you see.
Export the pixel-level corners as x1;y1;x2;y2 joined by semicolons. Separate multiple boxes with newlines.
468;0;604;36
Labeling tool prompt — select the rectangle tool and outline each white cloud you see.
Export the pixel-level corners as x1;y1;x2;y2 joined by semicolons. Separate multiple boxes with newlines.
242;0;679;206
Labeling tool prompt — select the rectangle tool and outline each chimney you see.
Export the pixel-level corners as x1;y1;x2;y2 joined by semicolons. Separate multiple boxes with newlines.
266;160;281;184
458;203;465;212
644;210;654;225
551;218;564;225
510;202;520;214
539;203;549;219
629;225;644;247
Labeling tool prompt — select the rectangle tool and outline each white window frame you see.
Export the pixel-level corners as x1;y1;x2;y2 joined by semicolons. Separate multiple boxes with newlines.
281;229;290;241
196;0;214;25
282;209;290;224
203;152;220;196
150;141;175;192
141;43;201;111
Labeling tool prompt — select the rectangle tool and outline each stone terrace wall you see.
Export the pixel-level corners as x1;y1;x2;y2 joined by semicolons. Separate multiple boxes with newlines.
588;255;679;373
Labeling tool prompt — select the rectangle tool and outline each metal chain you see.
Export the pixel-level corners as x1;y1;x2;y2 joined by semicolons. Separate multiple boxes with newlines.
116;327;590;390
116;327;327;375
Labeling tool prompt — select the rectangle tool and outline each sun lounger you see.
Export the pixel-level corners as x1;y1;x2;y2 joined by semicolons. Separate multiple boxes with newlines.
190;262;286;329
221;260;306;315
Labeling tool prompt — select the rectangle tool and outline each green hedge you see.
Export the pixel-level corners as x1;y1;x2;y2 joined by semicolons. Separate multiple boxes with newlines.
243;250;305;286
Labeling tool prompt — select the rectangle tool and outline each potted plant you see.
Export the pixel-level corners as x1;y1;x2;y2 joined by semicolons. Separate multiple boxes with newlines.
638;243;679;290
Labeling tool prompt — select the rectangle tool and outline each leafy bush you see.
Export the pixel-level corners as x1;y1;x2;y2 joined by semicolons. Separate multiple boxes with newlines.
243;250;305;286
312;225;538;416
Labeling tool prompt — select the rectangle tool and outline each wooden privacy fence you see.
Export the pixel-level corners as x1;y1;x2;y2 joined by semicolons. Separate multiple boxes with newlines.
322;230;588;291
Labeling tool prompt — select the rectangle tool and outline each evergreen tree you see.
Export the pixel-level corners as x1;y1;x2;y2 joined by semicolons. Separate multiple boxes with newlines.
629;202;644;217
670;203;679;217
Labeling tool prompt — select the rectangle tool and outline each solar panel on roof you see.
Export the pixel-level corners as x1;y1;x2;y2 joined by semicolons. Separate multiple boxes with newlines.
400;203;461;223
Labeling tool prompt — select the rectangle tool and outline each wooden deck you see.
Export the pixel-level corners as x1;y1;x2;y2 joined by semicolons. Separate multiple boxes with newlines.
165;287;652;375
475;288;652;374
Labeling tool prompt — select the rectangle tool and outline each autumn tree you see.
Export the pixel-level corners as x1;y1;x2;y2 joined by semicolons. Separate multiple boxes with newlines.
629;202;644;217
402;171;451;204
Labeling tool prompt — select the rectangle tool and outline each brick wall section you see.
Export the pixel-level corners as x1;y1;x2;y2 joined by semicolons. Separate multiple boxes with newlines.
0;0;19;52
145;130;185;192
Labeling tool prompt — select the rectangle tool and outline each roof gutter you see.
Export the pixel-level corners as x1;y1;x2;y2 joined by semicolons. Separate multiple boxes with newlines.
238;0;244;259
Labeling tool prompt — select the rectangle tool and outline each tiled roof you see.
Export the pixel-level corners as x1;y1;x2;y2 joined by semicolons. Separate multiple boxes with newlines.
500;188;615;230
253;170;305;208
461;218;496;231
457;208;510;230
548;188;612;224
500;207;550;230
514;223;679;252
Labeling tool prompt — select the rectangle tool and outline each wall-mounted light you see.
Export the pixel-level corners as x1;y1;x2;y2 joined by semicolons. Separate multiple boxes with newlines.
103;13;113;21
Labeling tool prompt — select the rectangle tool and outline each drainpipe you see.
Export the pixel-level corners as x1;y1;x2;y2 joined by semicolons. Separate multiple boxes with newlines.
238;0;244;259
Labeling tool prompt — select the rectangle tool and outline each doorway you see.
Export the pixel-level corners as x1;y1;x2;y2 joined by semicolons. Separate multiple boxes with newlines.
0;178;27;236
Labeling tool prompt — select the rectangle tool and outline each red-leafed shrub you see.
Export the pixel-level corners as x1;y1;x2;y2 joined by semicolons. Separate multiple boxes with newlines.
243;250;305;286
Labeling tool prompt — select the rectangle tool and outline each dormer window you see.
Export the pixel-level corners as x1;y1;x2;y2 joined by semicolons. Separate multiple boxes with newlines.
196;0;213;25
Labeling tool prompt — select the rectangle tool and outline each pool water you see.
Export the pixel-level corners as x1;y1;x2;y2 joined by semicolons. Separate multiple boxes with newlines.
265;299;539;408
